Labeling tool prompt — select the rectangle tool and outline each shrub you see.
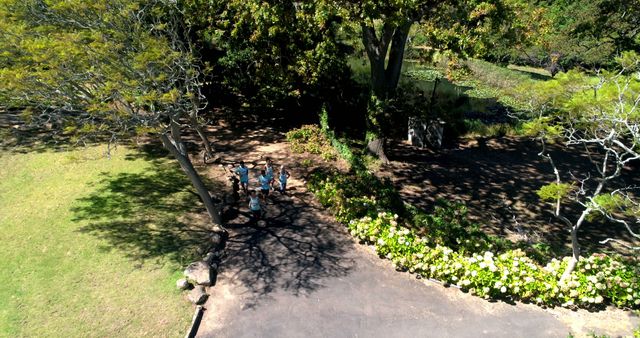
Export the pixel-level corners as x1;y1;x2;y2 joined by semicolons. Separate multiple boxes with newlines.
306;166;640;311
347;211;640;309
285;124;336;161
288;125;640;311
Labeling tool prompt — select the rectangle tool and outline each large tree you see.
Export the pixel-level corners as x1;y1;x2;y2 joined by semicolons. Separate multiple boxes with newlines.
501;0;640;72
179;0;351;115
0;0;224;230
337;0;513;162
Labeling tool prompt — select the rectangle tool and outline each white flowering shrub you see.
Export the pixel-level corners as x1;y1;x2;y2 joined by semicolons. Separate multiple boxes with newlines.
308;170;640;310
348;212;640;309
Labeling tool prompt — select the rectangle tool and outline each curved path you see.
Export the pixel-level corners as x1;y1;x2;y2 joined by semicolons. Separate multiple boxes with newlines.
195;119;636;337
198;190;566;337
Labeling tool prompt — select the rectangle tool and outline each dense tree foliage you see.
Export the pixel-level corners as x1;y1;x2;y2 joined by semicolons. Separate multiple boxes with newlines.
0;0;223;227
499;0;640;72
179;0;351;116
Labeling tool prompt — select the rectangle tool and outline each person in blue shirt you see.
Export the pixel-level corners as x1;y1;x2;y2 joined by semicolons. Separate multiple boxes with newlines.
248;189;262;221
277;165;290;195
258;169;271;200
235;161;250;195
264;157;275;188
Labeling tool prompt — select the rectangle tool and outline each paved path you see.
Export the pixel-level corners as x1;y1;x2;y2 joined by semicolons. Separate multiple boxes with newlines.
196;121;635;337
197;185;567;337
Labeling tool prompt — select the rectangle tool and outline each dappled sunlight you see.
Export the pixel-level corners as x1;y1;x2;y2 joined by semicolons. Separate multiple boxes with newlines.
71;146;220;266
386;137;640;256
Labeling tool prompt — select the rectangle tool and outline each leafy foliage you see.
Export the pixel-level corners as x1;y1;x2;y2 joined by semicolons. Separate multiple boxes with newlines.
494;0;640;71
286;124;336;161
537;183;573;202
180;0;351;113
307;169;640;309
0;0;204;141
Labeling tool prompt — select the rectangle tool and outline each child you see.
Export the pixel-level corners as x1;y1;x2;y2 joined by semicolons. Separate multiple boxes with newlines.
248;189;262;221
264;157;275;188
235;161;250;194
278;165;291;194
258;169;271;200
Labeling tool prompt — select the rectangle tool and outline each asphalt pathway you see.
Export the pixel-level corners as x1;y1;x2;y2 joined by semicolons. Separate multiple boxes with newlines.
197;184;568;338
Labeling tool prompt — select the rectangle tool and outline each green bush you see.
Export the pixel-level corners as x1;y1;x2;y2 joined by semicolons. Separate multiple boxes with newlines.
306;167;640;311
347;211;640;309
285;124;336;161
407;201;511;255
288;124;640;311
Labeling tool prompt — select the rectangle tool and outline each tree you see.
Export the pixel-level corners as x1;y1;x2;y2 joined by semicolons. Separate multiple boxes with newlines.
522;52;640;279
0;0;224;230
503;0;640;72
178;0;351;116
337;0;513;162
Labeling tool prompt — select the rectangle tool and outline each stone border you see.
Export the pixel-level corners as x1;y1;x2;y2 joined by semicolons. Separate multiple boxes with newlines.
184;305;204;338
178;225;228;337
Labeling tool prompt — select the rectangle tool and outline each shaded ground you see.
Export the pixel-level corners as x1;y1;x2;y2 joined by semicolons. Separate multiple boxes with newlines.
194;117;637;337
0;145;194;337
385;137;640;256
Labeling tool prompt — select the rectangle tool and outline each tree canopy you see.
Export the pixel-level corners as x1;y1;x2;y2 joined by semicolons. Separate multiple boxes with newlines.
0;0;222;227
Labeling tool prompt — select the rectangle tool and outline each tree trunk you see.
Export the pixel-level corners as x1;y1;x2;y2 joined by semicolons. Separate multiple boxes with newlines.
560;208;590;281
361;21;413;164
384;21;412;95
367;137;389;164
160;132;224;232
189;111;216;162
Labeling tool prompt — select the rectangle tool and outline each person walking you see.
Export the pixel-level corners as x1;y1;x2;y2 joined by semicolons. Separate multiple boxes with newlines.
277;165;291;195
235;161;250;195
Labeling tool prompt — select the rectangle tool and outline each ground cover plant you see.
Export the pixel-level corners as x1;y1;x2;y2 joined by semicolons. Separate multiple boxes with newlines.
289;124;640;311
0;145;201;336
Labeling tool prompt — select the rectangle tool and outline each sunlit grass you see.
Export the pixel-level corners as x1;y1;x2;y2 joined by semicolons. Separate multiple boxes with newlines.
0;145;197;337
507;64;553;78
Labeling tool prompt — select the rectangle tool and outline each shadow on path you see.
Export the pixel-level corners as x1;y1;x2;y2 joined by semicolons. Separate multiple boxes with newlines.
219;190;356;308
386;137;640;256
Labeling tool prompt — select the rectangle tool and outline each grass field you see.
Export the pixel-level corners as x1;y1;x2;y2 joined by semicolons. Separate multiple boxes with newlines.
0;144;203;337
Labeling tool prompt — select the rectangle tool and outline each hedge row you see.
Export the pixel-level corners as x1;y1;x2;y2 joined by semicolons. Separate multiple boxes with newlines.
307;167;640;311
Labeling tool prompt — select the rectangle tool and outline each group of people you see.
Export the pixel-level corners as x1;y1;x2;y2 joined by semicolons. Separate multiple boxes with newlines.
233;157;290;222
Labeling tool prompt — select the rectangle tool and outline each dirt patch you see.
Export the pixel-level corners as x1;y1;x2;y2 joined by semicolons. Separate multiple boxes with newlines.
384;137;639;257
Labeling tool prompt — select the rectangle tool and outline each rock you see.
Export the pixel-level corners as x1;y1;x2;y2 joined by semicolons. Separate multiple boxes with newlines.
188;285;208;305
176;278;191;290
184;261;212;286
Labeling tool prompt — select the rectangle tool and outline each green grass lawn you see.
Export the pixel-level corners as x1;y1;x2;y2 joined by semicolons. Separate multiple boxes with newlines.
0;144;204;337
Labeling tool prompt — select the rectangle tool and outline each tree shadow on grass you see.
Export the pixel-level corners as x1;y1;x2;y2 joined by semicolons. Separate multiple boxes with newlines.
0;110;112;154
71;146;216;267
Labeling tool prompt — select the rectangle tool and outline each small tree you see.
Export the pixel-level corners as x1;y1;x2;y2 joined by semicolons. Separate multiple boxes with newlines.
0;0;223;229
522;52;640;279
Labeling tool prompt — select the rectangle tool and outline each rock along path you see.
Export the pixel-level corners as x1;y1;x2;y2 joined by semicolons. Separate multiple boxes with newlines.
195;119;636;338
